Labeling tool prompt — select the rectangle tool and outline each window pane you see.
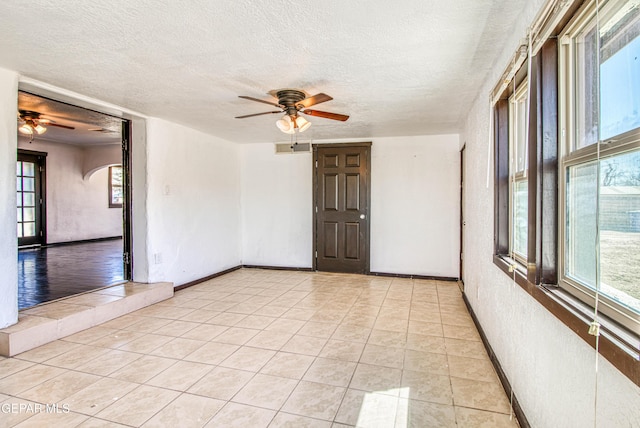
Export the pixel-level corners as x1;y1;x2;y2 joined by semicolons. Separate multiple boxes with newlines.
567;151;640;314
17;208;22;222
16;161;22;177
515;96;528;172
111;187;123;205
600;5;640;140
23;208;35;222
23;192;35;207
600;150;640;313
566;162;598;286
17;178;21;191
17;223;22;238
574;2;640;149
16;192;22;207
514;179;528;257
22;162;35;177
23;177;34;192
111;166;123;186
575;24;599;149
23;222;35;237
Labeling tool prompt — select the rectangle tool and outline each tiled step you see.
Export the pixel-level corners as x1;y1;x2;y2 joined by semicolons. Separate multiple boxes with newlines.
0;282;173;357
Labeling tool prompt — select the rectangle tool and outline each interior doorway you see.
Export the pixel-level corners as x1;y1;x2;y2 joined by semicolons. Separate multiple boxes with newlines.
17;150;46;247
16;91;132;309
313;143;371;274
460;144;466;286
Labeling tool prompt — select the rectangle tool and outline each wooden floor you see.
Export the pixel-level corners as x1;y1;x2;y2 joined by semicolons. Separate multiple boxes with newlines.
18;239;125;310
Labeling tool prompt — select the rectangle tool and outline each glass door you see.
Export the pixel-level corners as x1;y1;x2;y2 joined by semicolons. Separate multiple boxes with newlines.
17;151;46;247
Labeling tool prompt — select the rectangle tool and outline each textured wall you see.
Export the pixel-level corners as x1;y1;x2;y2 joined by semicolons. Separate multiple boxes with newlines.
240;135;460;278
240;144;313;268
370;135;460;277
460;1;640;426
145;118;242;285
0;67;18;328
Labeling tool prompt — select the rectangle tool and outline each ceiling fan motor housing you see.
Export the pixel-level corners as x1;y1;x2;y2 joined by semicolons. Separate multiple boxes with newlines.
277;89;306;116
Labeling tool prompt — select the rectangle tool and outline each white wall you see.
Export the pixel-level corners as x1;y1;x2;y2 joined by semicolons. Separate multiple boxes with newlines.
82;144;121;179
371;135;460;277
240;135;460;278
460;1;640;426
0;67;19;329
145;118;242;285
240;144;313;267
17;139;122;243
131;117;149;283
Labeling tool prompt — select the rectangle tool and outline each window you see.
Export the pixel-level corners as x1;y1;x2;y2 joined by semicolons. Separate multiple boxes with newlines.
109;165;123;208
492;0;638;387
509;82;529;263
560;0;640;333
494;37;559;283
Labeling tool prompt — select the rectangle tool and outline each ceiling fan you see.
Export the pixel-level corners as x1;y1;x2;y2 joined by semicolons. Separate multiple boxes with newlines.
236;89;349;134
18;110;75;136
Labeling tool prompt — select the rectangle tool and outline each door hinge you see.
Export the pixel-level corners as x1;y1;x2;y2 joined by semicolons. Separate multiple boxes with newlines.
122;139;129;151
315;206;318;213
315;251;318;258
315;160;318;168
123;252;130;264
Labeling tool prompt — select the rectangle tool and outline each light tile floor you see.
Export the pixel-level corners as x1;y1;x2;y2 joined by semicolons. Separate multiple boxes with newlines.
0;269;519;427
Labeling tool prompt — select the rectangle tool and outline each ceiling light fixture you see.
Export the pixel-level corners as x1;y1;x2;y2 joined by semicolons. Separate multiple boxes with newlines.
276;114;311;134
18;120;47;135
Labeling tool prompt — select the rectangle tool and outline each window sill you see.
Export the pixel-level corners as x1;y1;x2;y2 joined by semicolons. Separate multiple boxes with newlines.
493;255;639;387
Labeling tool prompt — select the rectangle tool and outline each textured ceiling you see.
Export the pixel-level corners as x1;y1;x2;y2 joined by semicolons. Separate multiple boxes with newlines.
0;0;526;144
18;92;123;145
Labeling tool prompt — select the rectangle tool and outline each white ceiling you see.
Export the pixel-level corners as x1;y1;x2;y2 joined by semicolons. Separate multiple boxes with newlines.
18;91;123;146
0;0;526;144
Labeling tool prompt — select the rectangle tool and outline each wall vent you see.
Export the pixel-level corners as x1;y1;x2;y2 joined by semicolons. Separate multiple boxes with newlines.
275;142;311;154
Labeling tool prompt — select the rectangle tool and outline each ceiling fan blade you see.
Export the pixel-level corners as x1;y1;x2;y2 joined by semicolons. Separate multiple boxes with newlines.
47;122;75;130
302;109;349;121
298;93;333;108
235;111;281;119
239;96;281;108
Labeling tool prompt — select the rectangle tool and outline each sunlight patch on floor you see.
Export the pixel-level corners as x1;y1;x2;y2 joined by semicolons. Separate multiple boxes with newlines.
357;388;409;427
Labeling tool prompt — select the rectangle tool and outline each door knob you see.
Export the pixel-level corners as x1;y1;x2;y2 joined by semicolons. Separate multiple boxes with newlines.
360;214;366;219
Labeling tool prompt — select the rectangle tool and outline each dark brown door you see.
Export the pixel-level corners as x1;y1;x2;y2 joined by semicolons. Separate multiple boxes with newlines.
314;143;371;274
17;151;46;247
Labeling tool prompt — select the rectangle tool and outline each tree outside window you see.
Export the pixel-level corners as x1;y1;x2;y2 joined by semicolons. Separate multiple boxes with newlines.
109;165;123;208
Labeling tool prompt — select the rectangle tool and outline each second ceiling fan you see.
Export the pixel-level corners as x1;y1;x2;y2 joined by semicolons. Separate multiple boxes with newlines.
18;110;75;136
236;89;349;134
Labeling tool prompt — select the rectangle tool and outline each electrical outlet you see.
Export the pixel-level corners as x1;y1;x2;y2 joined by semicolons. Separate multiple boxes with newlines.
154;253;162;264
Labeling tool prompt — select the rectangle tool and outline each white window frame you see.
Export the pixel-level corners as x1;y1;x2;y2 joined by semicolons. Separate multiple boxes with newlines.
109;165;123;209
559;0;640;334
508;81;529;265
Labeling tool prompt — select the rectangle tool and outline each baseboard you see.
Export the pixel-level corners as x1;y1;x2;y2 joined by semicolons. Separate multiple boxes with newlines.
242;265;314;272
462;293;530;428
369;271;458;282
39;236;122;248
174;265;242;291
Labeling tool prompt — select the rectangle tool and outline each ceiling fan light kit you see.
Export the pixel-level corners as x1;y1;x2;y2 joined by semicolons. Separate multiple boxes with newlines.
276;114;311;134
19;121;47;135
18;109;76;139
236;88;349;134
